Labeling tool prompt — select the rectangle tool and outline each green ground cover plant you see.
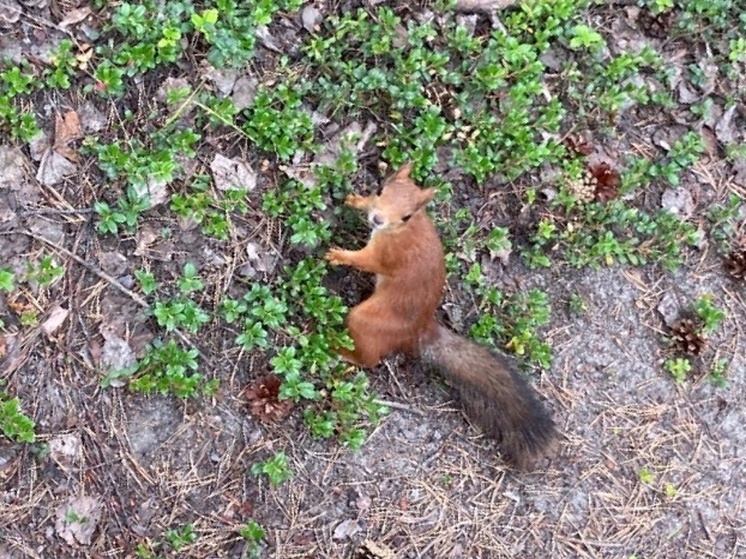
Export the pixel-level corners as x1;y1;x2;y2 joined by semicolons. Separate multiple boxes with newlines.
0;0;733;450
0;387;36;444
2;2;744;554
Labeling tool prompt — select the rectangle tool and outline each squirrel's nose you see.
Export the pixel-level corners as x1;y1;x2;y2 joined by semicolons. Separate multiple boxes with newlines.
370;213;384;227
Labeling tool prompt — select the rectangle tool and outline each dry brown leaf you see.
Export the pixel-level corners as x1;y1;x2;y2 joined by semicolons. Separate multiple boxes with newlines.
53;110;83;162
55;496;103;546
332;519;362;541
75;45;94;70
58;6;91;30
200;63;238;98
232;75;258;111
41;304;70;335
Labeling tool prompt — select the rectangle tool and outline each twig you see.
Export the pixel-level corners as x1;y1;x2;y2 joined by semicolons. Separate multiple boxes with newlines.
19;208;95;216
3;229;203;355
374;398;424;415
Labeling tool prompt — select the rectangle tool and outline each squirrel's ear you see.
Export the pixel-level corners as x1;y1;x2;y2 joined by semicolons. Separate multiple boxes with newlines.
414;188;435;212
420;188;436;203
391;161;414;180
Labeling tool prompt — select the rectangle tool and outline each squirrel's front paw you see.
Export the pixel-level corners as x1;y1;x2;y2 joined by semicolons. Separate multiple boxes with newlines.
345;193;368;208
325;248;348;266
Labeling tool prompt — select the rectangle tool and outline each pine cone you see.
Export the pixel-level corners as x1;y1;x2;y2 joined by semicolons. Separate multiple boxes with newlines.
724;248;746;279
589;161;621;202
638;9;676;39
567;169;598;203
670;318;706;356
563;133;594;156
245;374;293;422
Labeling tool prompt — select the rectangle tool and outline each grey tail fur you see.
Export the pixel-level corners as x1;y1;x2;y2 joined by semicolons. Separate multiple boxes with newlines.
421;324;558;469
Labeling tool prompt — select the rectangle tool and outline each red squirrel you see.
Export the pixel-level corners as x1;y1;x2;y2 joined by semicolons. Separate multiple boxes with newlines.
326;163;558;469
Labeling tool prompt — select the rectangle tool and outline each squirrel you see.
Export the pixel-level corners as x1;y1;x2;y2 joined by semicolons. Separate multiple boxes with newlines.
325;162;558;469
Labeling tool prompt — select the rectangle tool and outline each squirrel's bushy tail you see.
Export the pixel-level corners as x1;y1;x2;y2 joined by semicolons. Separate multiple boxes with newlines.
420;324;558;469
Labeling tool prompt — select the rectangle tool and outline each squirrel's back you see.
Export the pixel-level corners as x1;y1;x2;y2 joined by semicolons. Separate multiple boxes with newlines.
370;211;445;329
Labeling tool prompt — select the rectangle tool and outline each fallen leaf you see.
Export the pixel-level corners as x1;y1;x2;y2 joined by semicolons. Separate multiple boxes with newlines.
75;46;94;70
488;241;512;266
53;110;83;162
696;58;718;96
97;251;128;276
41;305;70;335
0;146;31;190
55;496;103;546
21;0;48;8
77;102;107;133
201;63;238;98
715;105;738;145
28;132;50;161
0;336;6;359
700;126;718;157
156;76;192;105
210;154;256;191
0;332;20;371
676;80;700;105
355;539;396;559
58;6;91;30
256;25;282;53
36;148;78;186
332;519;361;541
27;216;65;244
132;178;168;207
49;432;83;469
733;158;746;187
316;121;377;168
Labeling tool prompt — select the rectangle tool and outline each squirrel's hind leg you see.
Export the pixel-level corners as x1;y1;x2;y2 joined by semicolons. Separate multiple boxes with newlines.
341;301;411;368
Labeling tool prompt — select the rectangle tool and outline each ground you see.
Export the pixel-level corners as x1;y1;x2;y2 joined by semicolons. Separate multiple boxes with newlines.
0;1;745;558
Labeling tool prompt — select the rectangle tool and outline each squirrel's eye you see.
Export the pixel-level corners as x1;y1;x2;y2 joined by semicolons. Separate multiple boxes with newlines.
375;186;383;196
402;214;412;222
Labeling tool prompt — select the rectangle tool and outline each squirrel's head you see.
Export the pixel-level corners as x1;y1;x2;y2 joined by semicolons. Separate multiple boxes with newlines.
367;162;435;232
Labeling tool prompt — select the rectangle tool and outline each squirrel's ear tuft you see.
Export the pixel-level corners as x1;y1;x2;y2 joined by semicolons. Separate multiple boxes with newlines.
392;161;414;180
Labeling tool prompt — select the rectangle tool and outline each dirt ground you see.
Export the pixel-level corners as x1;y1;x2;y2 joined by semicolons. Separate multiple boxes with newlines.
1;1;745;559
